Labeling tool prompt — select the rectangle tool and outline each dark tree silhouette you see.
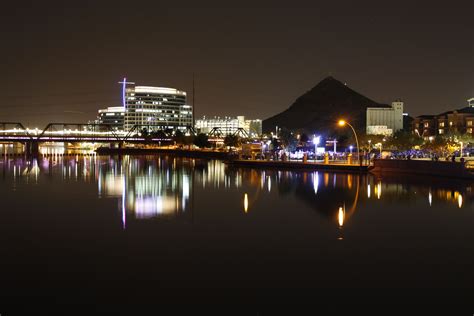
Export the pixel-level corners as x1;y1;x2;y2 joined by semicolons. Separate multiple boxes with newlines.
193;133;210;148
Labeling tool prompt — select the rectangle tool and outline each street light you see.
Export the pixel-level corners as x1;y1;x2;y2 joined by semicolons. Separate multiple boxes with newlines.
349;145;353;154
415;128;428;139
312;136;320;160
338;120;361;165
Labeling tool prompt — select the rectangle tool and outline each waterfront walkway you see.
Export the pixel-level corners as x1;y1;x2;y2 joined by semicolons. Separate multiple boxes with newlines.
226;159;368;173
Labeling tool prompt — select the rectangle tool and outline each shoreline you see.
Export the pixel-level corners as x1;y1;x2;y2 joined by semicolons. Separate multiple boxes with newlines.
7;147;472;180
226;159;368;173
370;159;474;180
95;147;229;159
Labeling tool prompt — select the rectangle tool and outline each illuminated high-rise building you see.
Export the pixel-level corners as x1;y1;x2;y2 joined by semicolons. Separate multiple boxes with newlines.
123;84;193;132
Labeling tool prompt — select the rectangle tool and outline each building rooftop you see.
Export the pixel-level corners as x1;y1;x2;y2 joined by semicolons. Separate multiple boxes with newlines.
416;115;436;119
437;106;474;116
132;86;186;95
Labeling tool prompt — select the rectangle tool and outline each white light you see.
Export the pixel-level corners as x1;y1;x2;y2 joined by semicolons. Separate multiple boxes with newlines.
312;136;320;145
136;109;161;113
134;86;186;95
312;172;319;194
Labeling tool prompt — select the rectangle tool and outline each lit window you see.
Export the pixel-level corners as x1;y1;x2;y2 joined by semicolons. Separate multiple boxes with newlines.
438;129;444;134
467;121;473;126
468;128;473;134
439;122;444;127
449;121;453;126
424;122;429;127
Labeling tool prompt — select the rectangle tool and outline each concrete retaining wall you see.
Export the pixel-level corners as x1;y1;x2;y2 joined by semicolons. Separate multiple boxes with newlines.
226;159;367;173
370;159;473;179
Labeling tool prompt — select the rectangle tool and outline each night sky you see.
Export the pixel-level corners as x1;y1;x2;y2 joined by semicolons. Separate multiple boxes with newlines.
1;1;472;127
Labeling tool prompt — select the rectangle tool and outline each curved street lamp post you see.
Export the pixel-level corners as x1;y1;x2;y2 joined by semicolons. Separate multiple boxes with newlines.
338;120;361;166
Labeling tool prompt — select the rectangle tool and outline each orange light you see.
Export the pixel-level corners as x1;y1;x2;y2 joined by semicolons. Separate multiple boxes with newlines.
244;193;249;213
338;120;346;126
338;207;345;227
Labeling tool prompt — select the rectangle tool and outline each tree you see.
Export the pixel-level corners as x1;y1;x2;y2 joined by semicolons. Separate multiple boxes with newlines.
359;133;385;151
224;135;241;148
299;133;309;144
422;135;447;155
193;133;210;148
182;135;195;148
140;127;149;137
270;137;280;151
173;130;185;144
386;130;423;151
278;127;297;151
150;130;167;138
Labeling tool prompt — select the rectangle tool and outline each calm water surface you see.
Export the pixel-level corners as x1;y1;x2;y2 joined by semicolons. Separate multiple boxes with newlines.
0;155;473;307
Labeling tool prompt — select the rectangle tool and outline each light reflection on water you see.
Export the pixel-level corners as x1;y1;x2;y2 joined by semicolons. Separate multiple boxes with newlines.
1;155;473;305
0;155;472;229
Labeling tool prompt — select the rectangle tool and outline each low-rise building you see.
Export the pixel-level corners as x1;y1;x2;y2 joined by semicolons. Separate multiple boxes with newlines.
195;116;262;137
97;106;125;130
412;98;474;138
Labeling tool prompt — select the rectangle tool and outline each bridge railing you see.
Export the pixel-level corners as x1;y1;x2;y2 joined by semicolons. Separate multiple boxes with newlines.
0;122;260;143
0;122;35;140
37;123;124;141
0;122;195;142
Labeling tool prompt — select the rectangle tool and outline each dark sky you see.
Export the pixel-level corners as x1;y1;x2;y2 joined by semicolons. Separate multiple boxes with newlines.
1;1;472;127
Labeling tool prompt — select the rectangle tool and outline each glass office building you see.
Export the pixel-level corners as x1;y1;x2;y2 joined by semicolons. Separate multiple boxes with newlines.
124;86;193;132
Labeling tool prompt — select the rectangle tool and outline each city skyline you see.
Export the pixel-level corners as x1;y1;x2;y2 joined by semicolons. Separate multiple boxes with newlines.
1;1;472;127
1;1;473;310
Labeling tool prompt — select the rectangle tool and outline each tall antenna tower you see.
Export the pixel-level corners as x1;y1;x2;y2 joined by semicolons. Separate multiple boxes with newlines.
118;77;135;108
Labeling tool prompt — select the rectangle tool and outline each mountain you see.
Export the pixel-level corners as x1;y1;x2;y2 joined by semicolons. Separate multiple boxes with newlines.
262;76;389;133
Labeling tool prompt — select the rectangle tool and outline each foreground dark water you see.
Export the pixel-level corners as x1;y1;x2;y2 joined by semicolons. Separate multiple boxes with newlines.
0;155;473;308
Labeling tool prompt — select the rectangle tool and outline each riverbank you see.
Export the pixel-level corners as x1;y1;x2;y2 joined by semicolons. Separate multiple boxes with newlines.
95;147;229;159
226;159;368;173
370;159;474;180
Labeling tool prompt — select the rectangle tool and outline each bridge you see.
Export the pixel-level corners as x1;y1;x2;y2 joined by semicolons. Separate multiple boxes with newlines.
0;122;252;156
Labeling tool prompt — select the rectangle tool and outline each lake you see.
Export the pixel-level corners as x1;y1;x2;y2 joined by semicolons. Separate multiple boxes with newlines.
0;155;472;309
